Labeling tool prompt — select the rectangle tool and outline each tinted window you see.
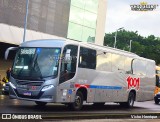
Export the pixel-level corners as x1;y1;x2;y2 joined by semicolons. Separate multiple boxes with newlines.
79;47;96;69
124;57;133;73
59;45;78;83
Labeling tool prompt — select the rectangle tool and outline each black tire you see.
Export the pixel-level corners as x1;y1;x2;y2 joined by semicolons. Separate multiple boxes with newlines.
120;92;135;108
70;91;83;111
155;98;159;104
35;101;47;106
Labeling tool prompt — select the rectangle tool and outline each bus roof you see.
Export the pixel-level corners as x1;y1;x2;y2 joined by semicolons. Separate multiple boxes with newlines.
20;39;66;48
20;39;154;62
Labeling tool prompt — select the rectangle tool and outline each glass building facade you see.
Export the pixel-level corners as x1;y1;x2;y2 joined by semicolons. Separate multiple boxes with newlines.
67;0;98;43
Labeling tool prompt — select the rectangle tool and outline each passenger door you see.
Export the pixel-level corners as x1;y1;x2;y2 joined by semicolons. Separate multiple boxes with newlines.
56;45;78;102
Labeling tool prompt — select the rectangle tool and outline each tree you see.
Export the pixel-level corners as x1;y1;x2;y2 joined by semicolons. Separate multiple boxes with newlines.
104;29;160;65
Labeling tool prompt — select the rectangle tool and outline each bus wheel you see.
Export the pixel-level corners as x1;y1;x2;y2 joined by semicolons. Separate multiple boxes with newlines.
120;92;135;108
35;101;47;106
71;91;83;111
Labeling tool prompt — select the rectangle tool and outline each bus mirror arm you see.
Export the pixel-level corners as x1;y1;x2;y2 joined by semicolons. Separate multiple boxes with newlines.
126;70;132;74
5;47;18;60
118;68;132;74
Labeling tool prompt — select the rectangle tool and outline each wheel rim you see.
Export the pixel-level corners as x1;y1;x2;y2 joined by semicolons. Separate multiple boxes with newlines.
129;94;134;106
75;96;81;107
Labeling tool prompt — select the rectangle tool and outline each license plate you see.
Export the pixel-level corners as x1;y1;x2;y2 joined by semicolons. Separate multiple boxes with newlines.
158;98;160;99
30;86;37;90
23;91;31;96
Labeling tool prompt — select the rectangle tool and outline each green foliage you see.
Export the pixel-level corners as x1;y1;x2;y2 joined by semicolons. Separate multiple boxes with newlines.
104;29;160;65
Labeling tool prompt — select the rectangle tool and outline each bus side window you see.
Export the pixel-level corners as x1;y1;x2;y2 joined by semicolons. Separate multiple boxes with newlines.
124;57;133;74
78;47;96;69
132;59;146;76
59;45;78;84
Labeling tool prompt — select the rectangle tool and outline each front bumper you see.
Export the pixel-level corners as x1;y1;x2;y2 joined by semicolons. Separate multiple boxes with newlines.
9;85;56;103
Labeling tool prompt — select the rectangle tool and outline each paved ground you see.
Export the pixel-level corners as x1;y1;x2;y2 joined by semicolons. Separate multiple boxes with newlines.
0;94;160;121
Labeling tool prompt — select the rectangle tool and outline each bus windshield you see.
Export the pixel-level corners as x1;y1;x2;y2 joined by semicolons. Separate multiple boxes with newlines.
12;48;61;80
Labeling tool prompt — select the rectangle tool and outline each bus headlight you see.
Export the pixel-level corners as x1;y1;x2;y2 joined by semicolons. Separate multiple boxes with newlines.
3;84;6;87
41;85;54;91
9;82;16;89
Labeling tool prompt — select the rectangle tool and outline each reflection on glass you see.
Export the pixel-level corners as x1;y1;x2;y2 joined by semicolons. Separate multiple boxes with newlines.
69;6;84;25
71;0;98;13
67;22;82;41
68;0;98;42
12;48;61;80
124;57;132;71
82;27;95;43
67;22;95;42
71;0;85;9
83;11;97;28
85;0;98;13
132;59;146;75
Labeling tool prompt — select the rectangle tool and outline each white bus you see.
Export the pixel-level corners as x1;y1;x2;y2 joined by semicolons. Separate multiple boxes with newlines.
6;39;155;110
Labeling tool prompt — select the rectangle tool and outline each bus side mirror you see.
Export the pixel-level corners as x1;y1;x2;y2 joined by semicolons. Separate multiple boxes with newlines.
5;47;18;60
64;49;71;63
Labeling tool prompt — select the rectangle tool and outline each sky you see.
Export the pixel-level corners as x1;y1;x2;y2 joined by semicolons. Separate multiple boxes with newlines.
105;0;160;37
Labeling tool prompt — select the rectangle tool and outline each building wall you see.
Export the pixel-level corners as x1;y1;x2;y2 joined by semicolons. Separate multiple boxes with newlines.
0;0;26;27
27;0;71;37
0;23;64;45
0;0;71;37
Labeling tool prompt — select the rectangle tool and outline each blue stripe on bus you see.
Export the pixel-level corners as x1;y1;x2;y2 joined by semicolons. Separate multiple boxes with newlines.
89;85;122;90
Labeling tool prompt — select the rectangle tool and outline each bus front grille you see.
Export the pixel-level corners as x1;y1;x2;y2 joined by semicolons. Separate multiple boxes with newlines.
16;80;44;86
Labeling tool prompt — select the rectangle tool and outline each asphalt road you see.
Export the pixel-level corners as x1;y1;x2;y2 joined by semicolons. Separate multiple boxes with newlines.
0;94;160;121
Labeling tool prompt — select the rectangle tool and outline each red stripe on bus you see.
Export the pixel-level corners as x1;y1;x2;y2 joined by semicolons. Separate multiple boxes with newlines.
75;84;90;88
